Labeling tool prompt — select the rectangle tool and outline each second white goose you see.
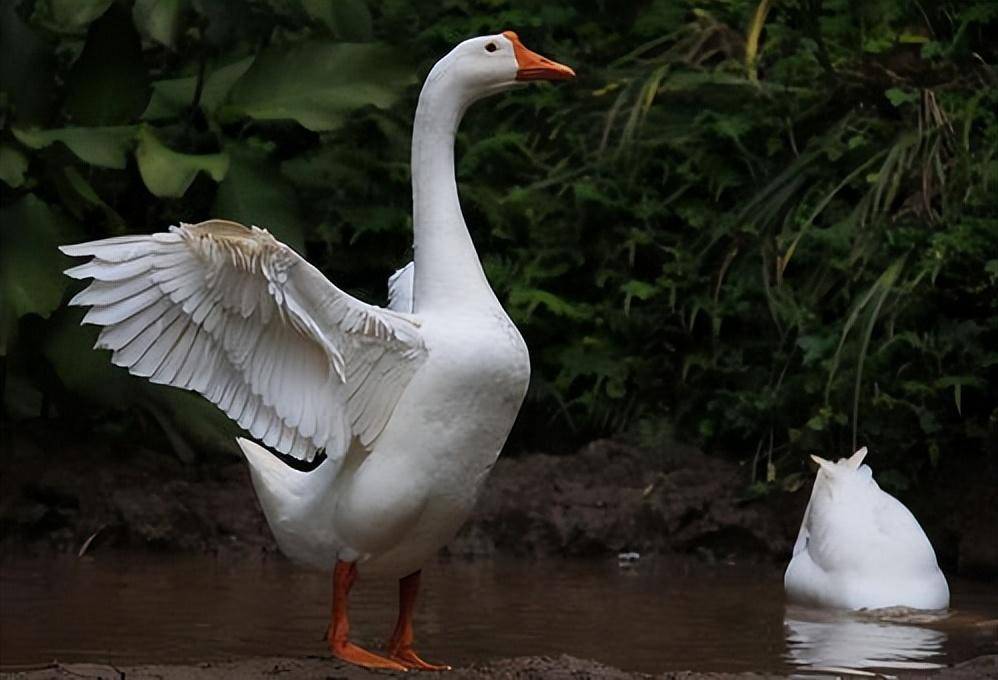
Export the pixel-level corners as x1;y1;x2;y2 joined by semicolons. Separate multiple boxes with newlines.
785;447;949;611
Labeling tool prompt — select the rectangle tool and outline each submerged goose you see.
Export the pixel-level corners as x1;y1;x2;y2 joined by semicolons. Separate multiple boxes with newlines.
785;447;949;611
61;32;574;671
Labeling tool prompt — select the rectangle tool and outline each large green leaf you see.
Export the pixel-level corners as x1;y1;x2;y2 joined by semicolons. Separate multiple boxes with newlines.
0;1;58;124
0;145;29;187
30;0;114;34
55;166;127;232
192;0;301;48
142;57;253;121
133;0;187;47
213;142;306;251
0;195;79;354
43;308;131;407
281;145;370;190
12;126;137;169
222;41;415;131
135;126;229;197
64;6;150;125
303;0;373;41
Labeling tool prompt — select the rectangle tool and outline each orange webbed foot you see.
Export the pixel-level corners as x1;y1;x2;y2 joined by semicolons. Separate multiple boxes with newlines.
330;639;409;672
387;646;452;671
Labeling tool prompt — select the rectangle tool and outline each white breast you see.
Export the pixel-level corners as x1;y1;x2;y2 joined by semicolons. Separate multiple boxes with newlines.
328;306;529;575
410;308;529;446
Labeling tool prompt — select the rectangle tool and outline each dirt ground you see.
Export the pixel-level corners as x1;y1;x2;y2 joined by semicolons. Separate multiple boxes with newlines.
2;426;996;577
4;654;998;680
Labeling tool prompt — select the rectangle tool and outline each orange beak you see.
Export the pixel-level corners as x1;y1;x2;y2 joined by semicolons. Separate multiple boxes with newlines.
504;31;575;81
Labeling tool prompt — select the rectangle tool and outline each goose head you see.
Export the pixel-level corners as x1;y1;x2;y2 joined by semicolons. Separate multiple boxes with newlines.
423;31;575;106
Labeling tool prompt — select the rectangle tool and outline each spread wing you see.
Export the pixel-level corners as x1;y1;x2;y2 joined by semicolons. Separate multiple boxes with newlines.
61;219;427;464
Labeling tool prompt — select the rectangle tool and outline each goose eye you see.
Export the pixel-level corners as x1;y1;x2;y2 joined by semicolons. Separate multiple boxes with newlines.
485;42;498;53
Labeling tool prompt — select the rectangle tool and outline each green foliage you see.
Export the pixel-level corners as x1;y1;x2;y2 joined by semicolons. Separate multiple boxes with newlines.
0;144;29;187
1;0;995;484
0;195;79;353
220;42;416;131
214;141;306;250
13;125;137;168
131;0;185;47
0;0;421;458
135;125;229;196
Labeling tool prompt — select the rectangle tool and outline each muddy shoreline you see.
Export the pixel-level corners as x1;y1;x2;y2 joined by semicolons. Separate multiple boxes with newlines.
3;428;998;678
3;654;998;680
2;427;996;576
0;432;808;563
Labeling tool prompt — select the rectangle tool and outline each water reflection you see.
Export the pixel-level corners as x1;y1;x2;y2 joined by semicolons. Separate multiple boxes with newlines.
784;606;947;672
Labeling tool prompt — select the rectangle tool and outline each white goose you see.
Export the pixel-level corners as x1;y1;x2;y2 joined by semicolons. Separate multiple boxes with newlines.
785;447;949;611
60;32;574;671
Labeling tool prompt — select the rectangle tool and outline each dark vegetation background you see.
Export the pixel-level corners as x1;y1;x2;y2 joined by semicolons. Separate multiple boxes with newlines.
1;0;996;559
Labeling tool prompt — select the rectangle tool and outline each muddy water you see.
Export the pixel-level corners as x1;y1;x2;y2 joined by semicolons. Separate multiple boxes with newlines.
1;555;995;674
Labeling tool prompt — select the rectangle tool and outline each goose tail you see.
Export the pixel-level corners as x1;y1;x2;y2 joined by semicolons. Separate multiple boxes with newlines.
238;436;314;507
237;437;342;568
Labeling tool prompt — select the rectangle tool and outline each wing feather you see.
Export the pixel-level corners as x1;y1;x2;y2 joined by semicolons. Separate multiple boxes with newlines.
62;219;427;467
387;261;414;313
70;276;155;307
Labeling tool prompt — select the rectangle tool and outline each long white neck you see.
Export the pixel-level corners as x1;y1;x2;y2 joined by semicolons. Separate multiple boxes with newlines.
410;68;497;313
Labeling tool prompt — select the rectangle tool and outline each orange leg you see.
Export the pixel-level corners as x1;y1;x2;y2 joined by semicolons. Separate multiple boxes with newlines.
386;570;451;671
327;560;408;671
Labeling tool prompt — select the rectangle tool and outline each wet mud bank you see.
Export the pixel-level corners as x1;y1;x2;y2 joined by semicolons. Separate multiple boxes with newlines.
3;654;997;680
2;428;995;576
